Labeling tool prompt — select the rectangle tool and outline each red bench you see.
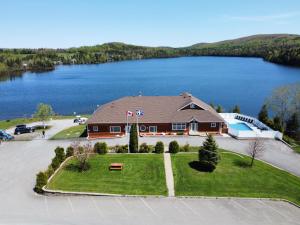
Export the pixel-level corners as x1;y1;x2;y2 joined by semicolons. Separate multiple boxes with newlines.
109;163;123;170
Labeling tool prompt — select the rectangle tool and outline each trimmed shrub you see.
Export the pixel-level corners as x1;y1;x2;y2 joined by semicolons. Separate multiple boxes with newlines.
115;144;129;153
154;141;164;153
94;142;108;154
66;146;74;157
46;165;54;178
169;141;179;154
51;157;61;171
180;144;190;152
129;124;138;153
139;143;151;153
54;146;65;163
34;171;48;193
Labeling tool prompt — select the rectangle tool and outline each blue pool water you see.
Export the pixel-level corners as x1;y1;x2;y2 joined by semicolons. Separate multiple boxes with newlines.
229;123;252;131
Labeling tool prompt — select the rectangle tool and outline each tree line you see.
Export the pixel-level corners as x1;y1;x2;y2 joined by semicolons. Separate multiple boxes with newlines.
1;34;300;78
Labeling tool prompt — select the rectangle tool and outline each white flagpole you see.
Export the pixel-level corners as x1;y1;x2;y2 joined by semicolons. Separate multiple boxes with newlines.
126;112;128;136
136;111;139;136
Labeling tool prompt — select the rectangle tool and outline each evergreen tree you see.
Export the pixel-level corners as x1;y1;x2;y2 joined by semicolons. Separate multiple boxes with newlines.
34;171;48;193
54;147;65;163
232;105;241;113
129;124;138;153
258;104;269;125
199;135;219;172
155;141;164;153
285;113;299;139
216;105;223;113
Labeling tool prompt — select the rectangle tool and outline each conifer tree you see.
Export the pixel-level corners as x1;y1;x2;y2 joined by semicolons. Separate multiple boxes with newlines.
129;124;138;153
199;135;219;172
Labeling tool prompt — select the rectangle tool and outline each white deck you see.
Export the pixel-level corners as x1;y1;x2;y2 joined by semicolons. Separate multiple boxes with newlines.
220;113;282;139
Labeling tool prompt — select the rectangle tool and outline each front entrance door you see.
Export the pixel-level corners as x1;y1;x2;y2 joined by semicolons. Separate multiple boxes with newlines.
189;122;198;132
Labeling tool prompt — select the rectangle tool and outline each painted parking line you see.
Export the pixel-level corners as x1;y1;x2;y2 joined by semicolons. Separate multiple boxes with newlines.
180;199;201;216
115;198;130;216
44;196;49;217
91;197;104;218
140;198;157;216
230;200;256;217
67;197;75;214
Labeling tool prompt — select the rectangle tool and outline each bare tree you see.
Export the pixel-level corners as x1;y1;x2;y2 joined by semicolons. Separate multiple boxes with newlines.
247;138;265;167
73;141;93;172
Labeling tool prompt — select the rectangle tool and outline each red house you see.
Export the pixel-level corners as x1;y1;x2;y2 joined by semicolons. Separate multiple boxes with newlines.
87;93;227;138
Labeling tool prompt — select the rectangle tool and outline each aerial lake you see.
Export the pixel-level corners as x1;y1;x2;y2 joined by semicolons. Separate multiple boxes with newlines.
1;56;300;120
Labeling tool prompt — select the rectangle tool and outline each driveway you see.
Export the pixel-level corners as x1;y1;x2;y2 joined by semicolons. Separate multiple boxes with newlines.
138;136;300;177
0;138;300;225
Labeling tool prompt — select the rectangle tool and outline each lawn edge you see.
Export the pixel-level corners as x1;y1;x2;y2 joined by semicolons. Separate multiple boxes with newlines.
177;196;300;208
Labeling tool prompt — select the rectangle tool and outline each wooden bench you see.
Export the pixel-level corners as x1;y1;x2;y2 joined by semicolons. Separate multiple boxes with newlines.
109;163;123;171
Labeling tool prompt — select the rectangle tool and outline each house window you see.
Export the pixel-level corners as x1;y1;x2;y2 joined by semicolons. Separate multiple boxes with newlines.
190;103;195;109
93;126;98;132
211;123;217;128
149;126;157;133
140;125;146;132
110;126;121;133
172;123;186;131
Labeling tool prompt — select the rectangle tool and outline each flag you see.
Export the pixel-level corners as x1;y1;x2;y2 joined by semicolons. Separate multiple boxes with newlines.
136;109;144;117
126;111;133;117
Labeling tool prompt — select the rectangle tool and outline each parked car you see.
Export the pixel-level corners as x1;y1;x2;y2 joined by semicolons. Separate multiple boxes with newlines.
74;116;87;125
14;125;35;135
0;130;14;141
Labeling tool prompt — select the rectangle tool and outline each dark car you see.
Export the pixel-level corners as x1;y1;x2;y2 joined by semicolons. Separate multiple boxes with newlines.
14;125;35;135
0;130;14;141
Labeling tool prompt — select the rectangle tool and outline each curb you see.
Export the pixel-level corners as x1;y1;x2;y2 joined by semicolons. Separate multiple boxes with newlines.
177;196;300;208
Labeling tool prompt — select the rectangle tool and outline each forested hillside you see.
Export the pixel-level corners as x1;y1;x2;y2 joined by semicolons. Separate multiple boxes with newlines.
1;34;300;77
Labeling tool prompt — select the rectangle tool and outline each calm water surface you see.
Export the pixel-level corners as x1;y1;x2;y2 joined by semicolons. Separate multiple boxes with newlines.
1;57;300;120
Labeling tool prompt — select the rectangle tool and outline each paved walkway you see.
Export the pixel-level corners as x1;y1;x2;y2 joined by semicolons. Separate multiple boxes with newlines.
163;152;175;197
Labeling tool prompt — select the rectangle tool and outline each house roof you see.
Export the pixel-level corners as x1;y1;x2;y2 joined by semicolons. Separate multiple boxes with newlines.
87;93;225;124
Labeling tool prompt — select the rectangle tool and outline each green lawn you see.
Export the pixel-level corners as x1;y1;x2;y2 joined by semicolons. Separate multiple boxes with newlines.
0;115;90;130
293;145;300;154
50;125;86;140
47;154;167;196
172;152;300;205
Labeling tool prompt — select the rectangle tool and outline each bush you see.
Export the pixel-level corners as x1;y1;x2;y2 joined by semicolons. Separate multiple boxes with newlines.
180;144;190;152
51;157;61;171
169;141;179;154
34;171;48;193
139;143;151;153
155;141;164;153
46;165;54;178
94;142;108;154
176;131;184;135
66;146;74;157
54;146;65;163
114;144;129;153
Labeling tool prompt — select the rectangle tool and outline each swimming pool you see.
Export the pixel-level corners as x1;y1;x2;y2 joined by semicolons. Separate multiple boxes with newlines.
229;123;252;131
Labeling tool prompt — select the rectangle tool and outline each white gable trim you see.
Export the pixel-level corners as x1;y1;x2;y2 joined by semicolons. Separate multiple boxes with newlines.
177;102;204;111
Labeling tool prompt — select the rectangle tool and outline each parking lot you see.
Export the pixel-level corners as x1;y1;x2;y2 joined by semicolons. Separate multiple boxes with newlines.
0;136;300;225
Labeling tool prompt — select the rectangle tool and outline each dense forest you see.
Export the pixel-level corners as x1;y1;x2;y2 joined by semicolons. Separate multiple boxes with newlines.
1;34;300;77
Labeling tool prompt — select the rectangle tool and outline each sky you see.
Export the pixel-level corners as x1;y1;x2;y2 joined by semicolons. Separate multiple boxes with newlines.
1;0;300;48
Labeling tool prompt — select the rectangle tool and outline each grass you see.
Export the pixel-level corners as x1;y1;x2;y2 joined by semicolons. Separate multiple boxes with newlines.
293;145;300;154
0;115;90;130
47;154;167;196
171;152;300;205
50;124;86;140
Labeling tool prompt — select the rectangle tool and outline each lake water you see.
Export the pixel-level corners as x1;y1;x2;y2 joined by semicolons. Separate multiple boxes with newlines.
0;56;300;120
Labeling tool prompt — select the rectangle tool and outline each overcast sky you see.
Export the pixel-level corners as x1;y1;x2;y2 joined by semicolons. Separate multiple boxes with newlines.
1;0;300;48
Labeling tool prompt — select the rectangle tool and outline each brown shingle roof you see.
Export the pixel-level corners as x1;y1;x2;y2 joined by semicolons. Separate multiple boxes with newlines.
87;93;225;124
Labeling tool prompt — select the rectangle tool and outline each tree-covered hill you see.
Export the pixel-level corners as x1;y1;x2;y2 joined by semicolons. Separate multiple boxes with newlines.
188;34;300;66
1;34;300;77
